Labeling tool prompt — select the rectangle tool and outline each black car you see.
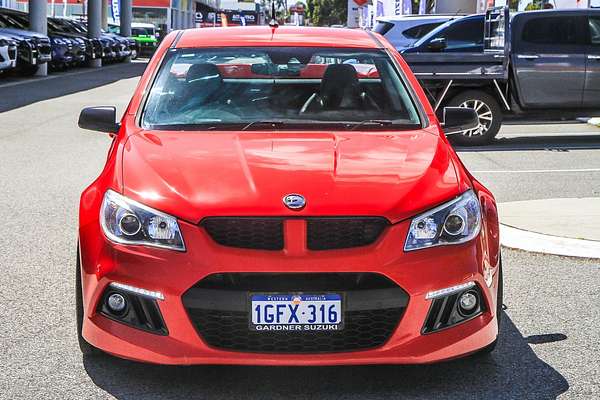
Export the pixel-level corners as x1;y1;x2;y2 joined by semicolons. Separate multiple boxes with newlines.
48;17;101;64
0;8;79;70
56;18;127;62
0;10;51;75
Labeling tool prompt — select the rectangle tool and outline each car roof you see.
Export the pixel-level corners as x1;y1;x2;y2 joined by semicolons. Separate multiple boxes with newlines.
515;8;600;16
176;26;382;49
132;23;155;28
377;14;461;23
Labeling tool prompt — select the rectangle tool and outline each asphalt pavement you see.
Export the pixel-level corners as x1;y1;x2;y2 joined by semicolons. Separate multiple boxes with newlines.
0;63;599;399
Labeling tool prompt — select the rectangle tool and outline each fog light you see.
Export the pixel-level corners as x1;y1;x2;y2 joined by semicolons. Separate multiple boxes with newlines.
458;290;478;315
107;292;127;313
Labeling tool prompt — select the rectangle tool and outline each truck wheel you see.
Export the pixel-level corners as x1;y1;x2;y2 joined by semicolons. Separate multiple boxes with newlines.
446;90;502;146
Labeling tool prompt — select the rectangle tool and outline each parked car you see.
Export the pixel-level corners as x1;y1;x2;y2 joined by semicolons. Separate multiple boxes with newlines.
49;17;102;64
0;9;52;75
106;23;139;59
0;8;77;70
374;14;461;50
402;14;484;53
130;22;158;56
76;26;502;365
389;8;600;145
0;33;17;73
56;18;125;62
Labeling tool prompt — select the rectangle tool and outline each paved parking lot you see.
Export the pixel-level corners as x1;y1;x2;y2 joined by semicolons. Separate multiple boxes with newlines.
1;63;598;399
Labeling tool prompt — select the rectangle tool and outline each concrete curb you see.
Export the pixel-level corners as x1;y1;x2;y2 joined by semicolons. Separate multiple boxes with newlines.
500;224;600;259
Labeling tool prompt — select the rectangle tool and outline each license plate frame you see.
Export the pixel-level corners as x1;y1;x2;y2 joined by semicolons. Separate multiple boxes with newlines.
249;293;344;332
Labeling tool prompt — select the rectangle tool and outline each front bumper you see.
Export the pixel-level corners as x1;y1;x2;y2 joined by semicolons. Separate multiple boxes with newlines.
79;216;500;365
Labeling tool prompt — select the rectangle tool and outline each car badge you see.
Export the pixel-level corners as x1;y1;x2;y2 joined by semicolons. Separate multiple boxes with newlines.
283;194;306;210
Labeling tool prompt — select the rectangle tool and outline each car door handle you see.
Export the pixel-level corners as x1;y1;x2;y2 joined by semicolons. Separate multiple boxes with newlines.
588;55;600;60
517;55;539;60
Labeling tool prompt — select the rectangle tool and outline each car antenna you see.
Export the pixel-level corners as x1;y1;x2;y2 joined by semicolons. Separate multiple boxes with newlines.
269;0;279;28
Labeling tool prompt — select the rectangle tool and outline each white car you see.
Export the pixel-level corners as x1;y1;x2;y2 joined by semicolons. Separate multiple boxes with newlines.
374;15;462;50
0;33;17;73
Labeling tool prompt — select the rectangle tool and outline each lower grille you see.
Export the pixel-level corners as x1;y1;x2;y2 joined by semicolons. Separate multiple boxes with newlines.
183;273;407;353
187;308;403;353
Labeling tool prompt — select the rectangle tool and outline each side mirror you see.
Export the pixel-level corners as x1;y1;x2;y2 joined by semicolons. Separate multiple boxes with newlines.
428;37;447;52
442;107;479;135
78;106;120;134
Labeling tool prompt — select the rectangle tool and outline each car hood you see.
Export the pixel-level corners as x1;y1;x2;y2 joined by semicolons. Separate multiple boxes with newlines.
121;129;461;224
0;28;47;40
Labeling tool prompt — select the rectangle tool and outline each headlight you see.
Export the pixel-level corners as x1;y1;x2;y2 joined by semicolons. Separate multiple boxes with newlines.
100;190;185;251
404;190;481;251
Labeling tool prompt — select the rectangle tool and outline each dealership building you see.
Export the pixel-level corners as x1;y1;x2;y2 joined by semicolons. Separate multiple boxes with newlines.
349;0;600;29
8;0;257;31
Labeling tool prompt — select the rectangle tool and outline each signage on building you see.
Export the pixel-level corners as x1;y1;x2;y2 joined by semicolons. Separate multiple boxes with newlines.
196;10;258;26
111;0;120;19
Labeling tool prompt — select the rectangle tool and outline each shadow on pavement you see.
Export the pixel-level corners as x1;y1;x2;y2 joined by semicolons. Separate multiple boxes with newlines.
455;135;600;152
0;62;147;113
83;314;568;399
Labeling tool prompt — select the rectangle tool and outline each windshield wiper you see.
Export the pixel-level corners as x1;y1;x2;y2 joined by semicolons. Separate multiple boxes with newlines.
241;120;285;131
347;119;394;131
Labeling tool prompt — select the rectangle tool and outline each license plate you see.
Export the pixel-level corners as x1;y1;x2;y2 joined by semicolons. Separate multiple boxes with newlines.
250;293;343;331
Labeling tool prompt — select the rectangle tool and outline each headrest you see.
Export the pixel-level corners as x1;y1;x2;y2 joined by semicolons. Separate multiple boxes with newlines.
320;64;360;109
186;63;222;85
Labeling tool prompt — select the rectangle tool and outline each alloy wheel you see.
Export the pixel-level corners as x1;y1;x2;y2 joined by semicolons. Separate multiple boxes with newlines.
458;99;493;137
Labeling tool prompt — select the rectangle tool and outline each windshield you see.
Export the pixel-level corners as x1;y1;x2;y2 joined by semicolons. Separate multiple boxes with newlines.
142;47;421;130
412;19;456;48
132;27;155;36
0;14;28;30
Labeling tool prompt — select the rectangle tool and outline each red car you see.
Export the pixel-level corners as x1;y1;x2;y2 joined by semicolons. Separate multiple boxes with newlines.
76;26;502;365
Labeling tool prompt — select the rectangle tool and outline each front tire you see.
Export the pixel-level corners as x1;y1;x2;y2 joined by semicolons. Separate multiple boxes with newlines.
76;247;102;356
446;90;502;146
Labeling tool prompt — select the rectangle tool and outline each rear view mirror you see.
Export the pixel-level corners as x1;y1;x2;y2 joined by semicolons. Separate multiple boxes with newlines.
442;107;478;135
428;37;447;52
78;106;120;134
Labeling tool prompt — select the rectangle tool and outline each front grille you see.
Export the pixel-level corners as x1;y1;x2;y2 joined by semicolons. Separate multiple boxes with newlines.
183;273;407;353
307;217;389;250
37;40;51;56
201;217;284;250
201;217;389;251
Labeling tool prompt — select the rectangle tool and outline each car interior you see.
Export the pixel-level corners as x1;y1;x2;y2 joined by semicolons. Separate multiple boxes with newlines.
142;48;420;128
